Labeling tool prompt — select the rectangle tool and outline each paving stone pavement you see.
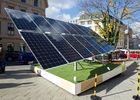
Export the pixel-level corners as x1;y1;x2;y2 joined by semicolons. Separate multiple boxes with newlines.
0;61;139;100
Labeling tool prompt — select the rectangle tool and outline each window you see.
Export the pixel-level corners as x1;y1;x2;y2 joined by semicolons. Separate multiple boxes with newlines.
7;23;14;36
8;6;14;9
7;43;14;52
81;15;85;19
80;21;85;25
95;26;98;31
21;0;26;3
20;9;26;12
20;43;26;52
34;0;39;7
34;12;38;15
87;21;92;24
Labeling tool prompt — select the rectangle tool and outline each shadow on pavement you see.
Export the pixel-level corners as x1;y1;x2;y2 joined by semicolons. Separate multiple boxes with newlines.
101;89;132;97
0;69;37;79
0;82;34;89
5;61;21;66
79;62;137;96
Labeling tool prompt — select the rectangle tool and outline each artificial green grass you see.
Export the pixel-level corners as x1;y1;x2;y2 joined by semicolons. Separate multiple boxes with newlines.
44;61;121;83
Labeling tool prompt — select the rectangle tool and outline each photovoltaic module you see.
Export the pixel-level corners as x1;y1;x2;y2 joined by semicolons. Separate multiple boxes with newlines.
5;8;114;69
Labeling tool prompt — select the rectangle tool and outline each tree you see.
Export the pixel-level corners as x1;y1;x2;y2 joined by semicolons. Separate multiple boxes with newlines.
80;0;140;47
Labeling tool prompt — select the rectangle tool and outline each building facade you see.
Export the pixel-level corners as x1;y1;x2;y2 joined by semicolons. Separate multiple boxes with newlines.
116;26;133;49
0;0;48;53
69;13;102;37
131;34;140;49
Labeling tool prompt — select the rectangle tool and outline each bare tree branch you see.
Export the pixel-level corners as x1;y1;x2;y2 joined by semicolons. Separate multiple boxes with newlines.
80;0;140;46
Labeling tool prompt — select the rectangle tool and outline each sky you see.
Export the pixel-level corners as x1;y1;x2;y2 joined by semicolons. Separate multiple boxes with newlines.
45;0;80;22
45;0;140;35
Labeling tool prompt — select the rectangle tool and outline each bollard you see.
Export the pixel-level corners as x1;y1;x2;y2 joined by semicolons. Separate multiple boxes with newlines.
90;74;101;100
94;74;97;96
73;76;77;83
133;73;140;100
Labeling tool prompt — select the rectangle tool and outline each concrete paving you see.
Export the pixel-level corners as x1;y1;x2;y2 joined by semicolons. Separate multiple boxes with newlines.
0;61;139;100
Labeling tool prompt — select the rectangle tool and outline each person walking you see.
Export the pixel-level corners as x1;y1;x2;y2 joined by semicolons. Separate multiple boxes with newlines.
0;44;6;73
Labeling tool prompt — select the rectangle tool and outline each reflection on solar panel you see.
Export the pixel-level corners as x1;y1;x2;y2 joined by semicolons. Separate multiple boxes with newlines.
86;28;114;52
21;32;67;69
44;18;70;34
5;8;114;69
6;8;38;31
56;21;79;35
62;35;93;58
77;26;114;52
70;24;87;35
46;34;83;62
74;35;100;54
28;14;56;33
84;36;107;53
90;36;113;52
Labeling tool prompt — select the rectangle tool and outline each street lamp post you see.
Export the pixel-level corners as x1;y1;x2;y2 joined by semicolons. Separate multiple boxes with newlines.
125;27;130;60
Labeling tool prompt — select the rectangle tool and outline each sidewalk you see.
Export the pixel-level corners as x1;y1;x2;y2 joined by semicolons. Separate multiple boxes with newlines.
0;61;138;100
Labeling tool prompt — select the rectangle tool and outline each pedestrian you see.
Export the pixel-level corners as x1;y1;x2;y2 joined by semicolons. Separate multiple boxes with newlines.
108;52;112;62
0;44;6;73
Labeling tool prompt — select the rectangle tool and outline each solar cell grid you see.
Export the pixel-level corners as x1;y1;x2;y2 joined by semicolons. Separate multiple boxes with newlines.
44;18;70;34
21;32;67;69
76;25;93;36
6;8;38;31
46;34;83;62
56;21;79;35
28;14;57;33
74;35;100;54
84;36;107;53
62;35;92;58
90;36;114;52
77;26;114;52
5;8;114;69
68;23;91;36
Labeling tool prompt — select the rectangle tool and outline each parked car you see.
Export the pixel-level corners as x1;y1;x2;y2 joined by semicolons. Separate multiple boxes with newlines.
5;51;19;61
18;52;36;64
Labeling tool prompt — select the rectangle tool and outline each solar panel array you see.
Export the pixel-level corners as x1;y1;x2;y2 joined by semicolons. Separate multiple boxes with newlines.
5;8;114;69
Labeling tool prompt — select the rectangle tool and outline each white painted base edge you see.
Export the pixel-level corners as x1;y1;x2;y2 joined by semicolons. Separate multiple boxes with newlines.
32;63;127;95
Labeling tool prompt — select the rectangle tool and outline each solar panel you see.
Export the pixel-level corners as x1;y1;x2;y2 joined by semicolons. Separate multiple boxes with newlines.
5;8;114;69
91;36;114;52
44;18;70;34
68;23;92;36
74;35;100;54
84;36;107;53
28;14;57;33
45;34;83;62
20;32;67;69
75;25;93;36
6;8;38;31
80;26;94;35
62;35;93;58
56;21;79;35
77;26;114;51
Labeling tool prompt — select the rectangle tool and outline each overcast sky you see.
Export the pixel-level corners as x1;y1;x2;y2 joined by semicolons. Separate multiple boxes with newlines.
45;0;80;22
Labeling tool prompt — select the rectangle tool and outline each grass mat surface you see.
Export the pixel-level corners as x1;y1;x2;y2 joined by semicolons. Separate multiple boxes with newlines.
45;61;121;83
